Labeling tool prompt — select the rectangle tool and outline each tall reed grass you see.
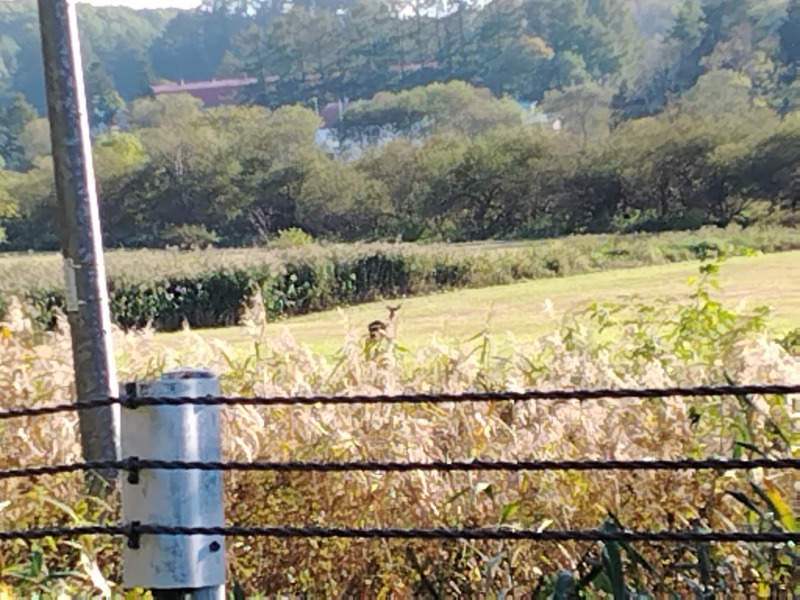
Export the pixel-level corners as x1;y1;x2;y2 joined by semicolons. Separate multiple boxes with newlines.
0;259;797;597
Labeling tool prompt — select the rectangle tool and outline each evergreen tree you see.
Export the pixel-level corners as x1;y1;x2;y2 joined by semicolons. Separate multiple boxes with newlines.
668;0;705;46
779;0;800;69
0;92;37;169
85;62;126;129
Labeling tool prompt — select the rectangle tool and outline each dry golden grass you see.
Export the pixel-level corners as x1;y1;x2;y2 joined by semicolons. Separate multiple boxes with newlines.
0;261;797;597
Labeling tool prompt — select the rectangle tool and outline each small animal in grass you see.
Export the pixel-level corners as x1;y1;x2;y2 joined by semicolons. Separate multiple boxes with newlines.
367;304;402;340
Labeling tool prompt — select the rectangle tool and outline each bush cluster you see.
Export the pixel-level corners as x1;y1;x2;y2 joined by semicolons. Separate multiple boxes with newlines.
3;81;800;251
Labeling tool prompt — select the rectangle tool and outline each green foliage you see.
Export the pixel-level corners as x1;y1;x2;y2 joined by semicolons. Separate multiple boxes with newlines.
777;327;800;355
0;0;794;127
0;2;796;249
0;92;37;170
269;227;314;248
515;261;797;596
162;223;221;249
23;253;414;331
1;75;797;249
558;257;773;387
779;0;800;68
333;81;527;142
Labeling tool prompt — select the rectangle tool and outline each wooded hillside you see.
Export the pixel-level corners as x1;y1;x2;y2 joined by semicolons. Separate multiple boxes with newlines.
0;0;797;248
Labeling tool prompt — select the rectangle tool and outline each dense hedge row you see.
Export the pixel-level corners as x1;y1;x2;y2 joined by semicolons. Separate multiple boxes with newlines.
5;228;798;333
0;248;460;331
23;253;475;331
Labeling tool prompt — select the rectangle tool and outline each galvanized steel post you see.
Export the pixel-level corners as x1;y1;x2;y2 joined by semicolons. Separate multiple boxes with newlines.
36;0;120;495
121;369;226;598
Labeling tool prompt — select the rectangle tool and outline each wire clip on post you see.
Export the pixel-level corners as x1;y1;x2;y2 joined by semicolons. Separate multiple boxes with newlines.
121;369;226;597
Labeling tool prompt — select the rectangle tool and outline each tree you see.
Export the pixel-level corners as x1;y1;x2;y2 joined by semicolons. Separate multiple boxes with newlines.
608;0;764;126
498;34;555;100
0;168;17;221
434;125;551;240
340;0;397;100
356;138;421;238
17;117;51;160
108;48;156;101
0;92;36;169
85;62;126;129
129;93;203;129
543;154;624;234
0;34;20;98
93;131;147;180
471;0;525;96
333;81;526;145
699;0;751;54
548;51;592;89
215;49;244;77
294;148;391;239
0;93;35;135
672;68;755;118
730;115;800;213
149;7;244;82
779;0;800;69
538;0;643;81
407;130;470;238
668;0;705;46
540;82;613;150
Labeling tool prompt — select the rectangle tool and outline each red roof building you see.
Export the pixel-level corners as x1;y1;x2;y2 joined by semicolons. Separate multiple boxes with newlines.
150;75;258;107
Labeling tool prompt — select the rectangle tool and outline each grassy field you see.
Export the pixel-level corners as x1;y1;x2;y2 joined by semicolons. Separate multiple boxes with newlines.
4;225;798;293
2;225;799;333
156;251;800;359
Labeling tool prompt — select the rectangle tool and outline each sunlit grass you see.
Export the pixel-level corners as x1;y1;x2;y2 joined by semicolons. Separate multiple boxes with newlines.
154;251;800;360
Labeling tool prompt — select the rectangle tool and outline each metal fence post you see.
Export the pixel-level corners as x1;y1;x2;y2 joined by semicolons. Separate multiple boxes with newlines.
121;369;226;599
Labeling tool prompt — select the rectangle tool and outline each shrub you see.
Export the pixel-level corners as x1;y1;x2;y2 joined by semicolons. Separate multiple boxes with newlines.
270;227;315;249
778;327;800;355
162;224;220;250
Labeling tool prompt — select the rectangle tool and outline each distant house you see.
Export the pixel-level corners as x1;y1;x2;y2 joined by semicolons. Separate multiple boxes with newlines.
516;100;562;131
387;60;439;74
150;75;258;108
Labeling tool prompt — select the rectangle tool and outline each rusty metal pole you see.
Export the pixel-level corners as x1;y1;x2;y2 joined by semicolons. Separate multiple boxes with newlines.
36;0;120;495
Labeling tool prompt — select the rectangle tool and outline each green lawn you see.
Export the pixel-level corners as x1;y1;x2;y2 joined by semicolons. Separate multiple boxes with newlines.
157;251;800;358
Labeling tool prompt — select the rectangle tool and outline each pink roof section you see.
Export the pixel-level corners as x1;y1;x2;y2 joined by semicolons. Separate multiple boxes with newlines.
151;75;258;108
320;102;342;127
151;75;258;94
150;61;440;120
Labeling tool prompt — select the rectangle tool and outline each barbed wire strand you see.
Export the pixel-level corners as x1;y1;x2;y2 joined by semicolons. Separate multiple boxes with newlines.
2;384;798;556
0;457;797;481
0;524;796;544
1;383;799;421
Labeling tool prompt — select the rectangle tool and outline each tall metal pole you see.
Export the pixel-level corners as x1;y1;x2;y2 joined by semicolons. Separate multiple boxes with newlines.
36;0;120;495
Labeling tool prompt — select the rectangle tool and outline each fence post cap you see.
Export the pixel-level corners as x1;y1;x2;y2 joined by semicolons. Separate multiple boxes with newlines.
160;368;217;381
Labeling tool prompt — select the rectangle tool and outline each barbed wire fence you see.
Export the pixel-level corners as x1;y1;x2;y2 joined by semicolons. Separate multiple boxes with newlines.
1;377;799;596
19;1;797;597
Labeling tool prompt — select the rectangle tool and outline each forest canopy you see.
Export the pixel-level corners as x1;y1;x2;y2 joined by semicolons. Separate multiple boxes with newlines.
0;0;796;248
